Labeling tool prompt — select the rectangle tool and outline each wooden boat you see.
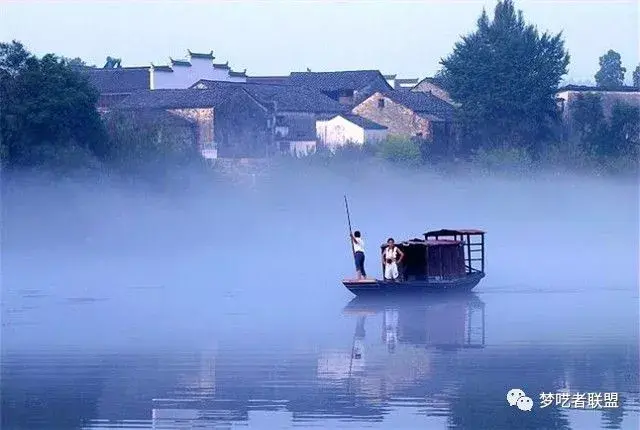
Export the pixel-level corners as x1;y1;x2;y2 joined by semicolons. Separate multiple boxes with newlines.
342;229;486;296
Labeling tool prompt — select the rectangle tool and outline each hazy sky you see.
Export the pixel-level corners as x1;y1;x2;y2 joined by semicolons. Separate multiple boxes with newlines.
2;0;639;84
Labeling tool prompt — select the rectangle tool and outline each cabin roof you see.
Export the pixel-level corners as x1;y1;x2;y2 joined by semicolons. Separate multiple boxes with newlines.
425;229;485;236
379;239;462;248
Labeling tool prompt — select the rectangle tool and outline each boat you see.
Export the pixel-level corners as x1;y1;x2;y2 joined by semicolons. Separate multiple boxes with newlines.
342;229;486;296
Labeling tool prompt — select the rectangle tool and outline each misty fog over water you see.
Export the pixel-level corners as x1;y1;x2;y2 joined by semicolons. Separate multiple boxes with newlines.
1;165;639;429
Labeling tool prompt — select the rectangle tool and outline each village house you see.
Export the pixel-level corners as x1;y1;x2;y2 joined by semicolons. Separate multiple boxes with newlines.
81;66;151;110
116;87;271;158
115;80;346;159
189;80;346;156
351;90;456;146
80;49;246;110
150;50;247;89
412;76;455;105
245;70;393;107
316;114;388;151
555;85;640;141
394;78;420;91
556;85;640;120
383;74;397;89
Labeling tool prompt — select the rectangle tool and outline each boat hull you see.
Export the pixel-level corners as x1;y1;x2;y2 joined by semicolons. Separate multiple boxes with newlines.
342;272;485;296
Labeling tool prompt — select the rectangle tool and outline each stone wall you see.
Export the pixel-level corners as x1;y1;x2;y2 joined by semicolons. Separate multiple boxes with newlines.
214;90;273;158
352;93;433;139
169;108;214;149
412;80;454;104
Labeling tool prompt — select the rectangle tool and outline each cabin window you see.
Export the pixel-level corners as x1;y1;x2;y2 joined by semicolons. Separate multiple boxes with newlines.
378;98;385;109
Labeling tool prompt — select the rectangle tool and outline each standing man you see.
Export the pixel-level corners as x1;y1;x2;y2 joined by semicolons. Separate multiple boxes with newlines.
382;237;404;281
351;230;367;280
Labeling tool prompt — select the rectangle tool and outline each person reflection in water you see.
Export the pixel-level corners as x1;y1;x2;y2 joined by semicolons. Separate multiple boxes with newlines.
353;316;366;361
384;308;399;354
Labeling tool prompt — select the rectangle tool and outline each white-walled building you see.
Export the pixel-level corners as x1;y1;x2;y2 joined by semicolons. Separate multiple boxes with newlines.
150;50;247;90
316;114;387;151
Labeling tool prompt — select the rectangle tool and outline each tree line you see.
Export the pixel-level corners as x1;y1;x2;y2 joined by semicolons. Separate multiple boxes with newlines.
1;0;638;175
435;0;639;171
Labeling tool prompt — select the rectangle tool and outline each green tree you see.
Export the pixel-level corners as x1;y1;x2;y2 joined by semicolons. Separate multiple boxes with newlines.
0;40;106;168
63;56;87;67
439;0;569;155
569;93;607;155
632;64;640;88
102;109;202;174
594;50;626;88
608;102;640;158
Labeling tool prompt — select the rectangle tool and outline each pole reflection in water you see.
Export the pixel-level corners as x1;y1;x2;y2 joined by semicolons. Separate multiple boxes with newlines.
3;292;639;429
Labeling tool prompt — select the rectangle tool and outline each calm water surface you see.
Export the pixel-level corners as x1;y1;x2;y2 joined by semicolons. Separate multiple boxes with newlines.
2;173;639;429
2;276;638;430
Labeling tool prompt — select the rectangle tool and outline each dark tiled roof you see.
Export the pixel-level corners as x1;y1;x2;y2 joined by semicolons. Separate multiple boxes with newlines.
383;74;397;79
117;88;241;109
415;76;445;87
135;109;198;128
189;80;346;114
246;76;291;85
382;91;456;119
188;50;214;59
80;67;150;93
395;78;419;84
339;114;387;130
97;93;131;108
229;69;247;78
557;84;640;93
213;62;230;70
170;58;191;67
289;70;392;92
151;64;173;72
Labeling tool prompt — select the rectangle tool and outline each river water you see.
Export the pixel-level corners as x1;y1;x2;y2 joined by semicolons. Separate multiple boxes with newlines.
2;169;639;429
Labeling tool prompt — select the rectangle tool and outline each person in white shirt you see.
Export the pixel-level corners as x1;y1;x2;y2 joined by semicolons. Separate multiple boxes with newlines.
351;230;367;280
382;237;404;281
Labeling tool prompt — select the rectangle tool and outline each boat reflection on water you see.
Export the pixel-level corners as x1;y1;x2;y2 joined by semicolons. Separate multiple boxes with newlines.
316;294;486;400
346;293;486;352
5;291;638;429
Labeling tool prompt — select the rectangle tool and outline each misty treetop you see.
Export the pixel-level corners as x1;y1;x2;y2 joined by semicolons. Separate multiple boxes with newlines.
439;0;569;153
595;50;626;89
631;64;640;88
0;40;106;167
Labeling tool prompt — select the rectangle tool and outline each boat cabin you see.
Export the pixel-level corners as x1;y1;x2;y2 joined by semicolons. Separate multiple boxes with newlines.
380;229;485;281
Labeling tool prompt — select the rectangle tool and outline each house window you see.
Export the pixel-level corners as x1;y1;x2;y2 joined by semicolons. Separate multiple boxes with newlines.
378;98;385;109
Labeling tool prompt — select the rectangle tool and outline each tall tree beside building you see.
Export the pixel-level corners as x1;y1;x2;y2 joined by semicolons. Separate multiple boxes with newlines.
0;40;106;168
438;0;569;155
594;50;626;88
632;65;640;88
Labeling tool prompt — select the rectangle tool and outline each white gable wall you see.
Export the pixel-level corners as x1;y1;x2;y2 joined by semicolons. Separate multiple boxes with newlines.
151;57;247;89
316;116;365;151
